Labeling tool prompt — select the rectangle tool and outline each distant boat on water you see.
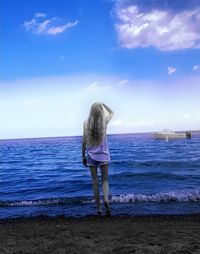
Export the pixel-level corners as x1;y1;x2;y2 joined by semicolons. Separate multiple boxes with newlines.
153;129;192;140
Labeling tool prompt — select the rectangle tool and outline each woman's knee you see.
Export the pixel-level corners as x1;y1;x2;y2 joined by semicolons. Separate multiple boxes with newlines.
92;177;99;185
102;175;108;183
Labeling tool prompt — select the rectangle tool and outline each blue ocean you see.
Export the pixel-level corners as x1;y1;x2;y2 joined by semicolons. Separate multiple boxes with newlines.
0;133;200;219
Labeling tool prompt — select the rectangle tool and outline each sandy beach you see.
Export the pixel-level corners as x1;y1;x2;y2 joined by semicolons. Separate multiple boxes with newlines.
0;213;200;254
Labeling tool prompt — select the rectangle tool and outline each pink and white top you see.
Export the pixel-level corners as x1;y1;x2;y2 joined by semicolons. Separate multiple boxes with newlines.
83;120;110;162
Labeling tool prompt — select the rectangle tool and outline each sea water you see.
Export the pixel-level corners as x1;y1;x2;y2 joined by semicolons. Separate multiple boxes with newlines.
0;133;200;219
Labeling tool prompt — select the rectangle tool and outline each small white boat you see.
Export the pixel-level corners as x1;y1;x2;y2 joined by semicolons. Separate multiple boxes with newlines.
153;129;192;140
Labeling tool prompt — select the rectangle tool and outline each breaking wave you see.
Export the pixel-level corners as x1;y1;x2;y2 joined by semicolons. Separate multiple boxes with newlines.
1;190;200;207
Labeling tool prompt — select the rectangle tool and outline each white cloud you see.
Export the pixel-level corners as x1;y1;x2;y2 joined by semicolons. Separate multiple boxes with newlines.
22;99;45;105
168;67;177;75
59;55;65;60
126;120;155;128
35;13;47;18
85;82;112;91
23;14;78;36
115;5;200;51
193;65;200;71
37;19;54;33
47;20;78;35
24;19;36;31
117;79;129;87
182;113;191;119
110;118;123;126
110;119;167;130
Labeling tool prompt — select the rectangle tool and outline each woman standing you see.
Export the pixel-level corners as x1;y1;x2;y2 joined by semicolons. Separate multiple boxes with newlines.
82;102;114;216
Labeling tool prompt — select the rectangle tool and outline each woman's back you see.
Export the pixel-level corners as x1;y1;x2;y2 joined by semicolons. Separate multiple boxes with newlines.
84;117;110;161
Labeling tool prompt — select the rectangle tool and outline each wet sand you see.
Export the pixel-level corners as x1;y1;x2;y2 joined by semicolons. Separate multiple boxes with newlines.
0;213;200;254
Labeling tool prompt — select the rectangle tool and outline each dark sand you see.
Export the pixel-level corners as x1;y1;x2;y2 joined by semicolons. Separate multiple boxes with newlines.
0;213;200;254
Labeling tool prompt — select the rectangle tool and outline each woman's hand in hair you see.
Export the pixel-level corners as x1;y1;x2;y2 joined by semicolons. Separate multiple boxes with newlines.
101;103;114;114
101;103;114;123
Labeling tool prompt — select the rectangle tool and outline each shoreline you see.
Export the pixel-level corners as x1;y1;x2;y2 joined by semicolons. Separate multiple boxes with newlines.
1;212;200;223
1;213;200;253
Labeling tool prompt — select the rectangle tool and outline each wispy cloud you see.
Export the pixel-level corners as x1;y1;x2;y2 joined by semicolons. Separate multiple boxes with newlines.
168;67;177;75
23;13;78;36
35;13;47;18
115;4;200;51
85;82;112;91
111;119;167;130
193;65;200;71
117;79;129;87
126;120;155;128
59;55;65;60
183;113;191;119
22;99;45;105
47;20;78;35
110;118;123;126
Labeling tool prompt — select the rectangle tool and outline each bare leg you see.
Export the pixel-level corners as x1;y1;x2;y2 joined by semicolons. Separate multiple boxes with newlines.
100;163;111;215
89;166;102;213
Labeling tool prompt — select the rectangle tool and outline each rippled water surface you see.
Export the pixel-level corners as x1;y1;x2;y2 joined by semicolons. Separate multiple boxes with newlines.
0;133;200;218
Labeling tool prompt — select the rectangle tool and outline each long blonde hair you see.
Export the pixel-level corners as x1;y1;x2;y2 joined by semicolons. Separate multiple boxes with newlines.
85;102;106;147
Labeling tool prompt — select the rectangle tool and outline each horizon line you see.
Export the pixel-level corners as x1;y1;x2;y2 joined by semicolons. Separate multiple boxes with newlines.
0;129;200;141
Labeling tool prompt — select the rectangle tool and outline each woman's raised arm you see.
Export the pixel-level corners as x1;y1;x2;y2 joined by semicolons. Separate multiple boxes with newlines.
101;103;114;124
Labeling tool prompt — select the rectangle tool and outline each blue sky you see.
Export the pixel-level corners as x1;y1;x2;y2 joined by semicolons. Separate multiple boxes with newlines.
1;0;200;139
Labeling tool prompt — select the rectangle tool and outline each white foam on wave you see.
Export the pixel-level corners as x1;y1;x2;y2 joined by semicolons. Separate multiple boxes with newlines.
110;190;200;203
9;199;61;207
1;190;200;207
